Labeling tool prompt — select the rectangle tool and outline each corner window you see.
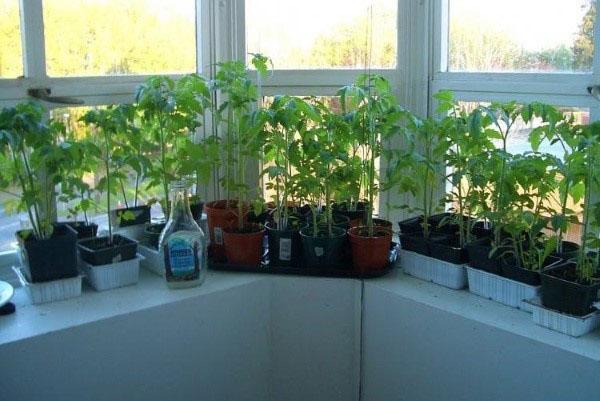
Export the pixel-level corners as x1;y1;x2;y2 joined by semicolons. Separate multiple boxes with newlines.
246;0;397;69
42;0;197;77
448;0;595;73
0;0;23;79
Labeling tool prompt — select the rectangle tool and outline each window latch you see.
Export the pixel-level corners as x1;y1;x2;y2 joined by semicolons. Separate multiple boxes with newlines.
587;85;600;101
27;88;85;105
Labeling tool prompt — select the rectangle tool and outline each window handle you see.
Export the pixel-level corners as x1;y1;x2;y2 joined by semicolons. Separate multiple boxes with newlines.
27;88;85;105
587;85;600;101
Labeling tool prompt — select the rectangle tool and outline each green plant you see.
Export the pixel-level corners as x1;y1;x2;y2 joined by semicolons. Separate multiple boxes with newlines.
212;55;270;231
80;105;135;243
135;74;210;217
436;91;495;247
523;104;586;254
574;122;600;282
338;74;401;236
0;102;69;240
263;95;319;230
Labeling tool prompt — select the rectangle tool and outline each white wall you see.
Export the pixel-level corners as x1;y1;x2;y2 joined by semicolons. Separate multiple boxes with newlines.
1;280;272;401
269;276;362;401
362;280;600;401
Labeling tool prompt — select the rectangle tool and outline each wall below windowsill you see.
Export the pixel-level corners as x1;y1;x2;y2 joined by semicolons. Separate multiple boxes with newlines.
366;269;600;362
1;265;599;401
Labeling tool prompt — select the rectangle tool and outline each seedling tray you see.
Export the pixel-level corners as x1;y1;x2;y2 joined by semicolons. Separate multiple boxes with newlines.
467;266;539;311
209;242;400;279
524;298;600;337
13;266;82;305
401;250;467;289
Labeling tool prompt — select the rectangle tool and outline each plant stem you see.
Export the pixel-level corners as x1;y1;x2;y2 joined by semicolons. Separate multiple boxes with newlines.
157;113;170;217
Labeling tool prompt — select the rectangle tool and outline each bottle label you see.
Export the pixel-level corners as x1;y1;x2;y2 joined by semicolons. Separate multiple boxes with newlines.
164;232;201;281
314;247;324;257
279;238;292;261
214;227;224;245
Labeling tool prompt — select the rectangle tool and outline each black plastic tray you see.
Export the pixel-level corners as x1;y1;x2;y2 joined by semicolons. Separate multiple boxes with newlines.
209;242;400;279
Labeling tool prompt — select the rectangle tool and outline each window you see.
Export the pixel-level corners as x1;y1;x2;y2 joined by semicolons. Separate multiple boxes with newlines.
0;0;23;78
246;0;397;69
448;0;595;73
43;0;197;77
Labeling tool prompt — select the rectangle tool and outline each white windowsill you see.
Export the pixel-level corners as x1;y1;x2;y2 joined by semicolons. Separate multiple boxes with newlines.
366;269;600;362
1;266;599;363
0;269;266;346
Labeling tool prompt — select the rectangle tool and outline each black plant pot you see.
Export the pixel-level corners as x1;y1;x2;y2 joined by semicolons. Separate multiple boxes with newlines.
299;226;347;269
500;255;562;286
64;221;98;239
143;223;166;250
266;222;302;267
466;237;503;275
541;261;600;316
399;233;429;255
332;202;367;227
429;235;468;264
471;222;492;239
303;211;351;230
398;216;423;234
428;212;459;235
111;205;151;228
17;224;78;283
190;201;205;221
77;234;138;266
551;240;580;260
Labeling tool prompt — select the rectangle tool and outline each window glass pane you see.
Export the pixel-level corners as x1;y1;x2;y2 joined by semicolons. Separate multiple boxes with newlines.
43;0;196;77
247;0;397;69
449;0;595;72
0;0;23;78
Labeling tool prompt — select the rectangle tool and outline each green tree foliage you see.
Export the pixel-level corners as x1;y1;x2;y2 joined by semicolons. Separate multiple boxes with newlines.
573;1;596;70
0;0;22;77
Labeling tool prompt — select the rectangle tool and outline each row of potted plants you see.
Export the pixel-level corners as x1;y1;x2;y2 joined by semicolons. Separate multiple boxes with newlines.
392;92;599;335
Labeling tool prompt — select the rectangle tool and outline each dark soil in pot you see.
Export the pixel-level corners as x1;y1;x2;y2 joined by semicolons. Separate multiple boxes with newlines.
466;237;504;275
429;235;468;264
373;218;393;229
266;222;302;267
500;255;562;286
77;234;138;266
223;224;265;266
110;205;151;228
64;221;98;239
17;224;78;283
299;225;347;269
541;261;600;316
348;226;392;273
143;223;166;250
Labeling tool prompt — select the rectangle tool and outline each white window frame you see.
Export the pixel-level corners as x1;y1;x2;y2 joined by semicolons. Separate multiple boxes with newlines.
430;0;600;120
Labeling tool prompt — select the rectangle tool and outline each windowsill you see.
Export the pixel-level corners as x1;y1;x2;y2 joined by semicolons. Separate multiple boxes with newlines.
1;266;599;363
0;269;266;346
365;269;600;362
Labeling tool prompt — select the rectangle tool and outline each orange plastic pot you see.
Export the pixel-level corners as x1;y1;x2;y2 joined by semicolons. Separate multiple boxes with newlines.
223;225;265;266
348;226;392;273
205;200;247;262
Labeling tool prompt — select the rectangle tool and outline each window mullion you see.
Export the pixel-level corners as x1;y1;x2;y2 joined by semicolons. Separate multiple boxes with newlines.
20;0;47;81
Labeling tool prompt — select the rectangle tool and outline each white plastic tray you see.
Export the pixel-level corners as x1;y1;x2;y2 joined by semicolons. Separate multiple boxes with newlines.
524;298;600;337
139;245;164;276
401;250;468;290
466;266;539;311
12;266;82;305
80;255;143;291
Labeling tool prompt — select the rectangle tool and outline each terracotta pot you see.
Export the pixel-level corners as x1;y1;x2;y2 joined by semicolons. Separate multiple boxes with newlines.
223;224;265;266
348;226;392;273
205;200;247;262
